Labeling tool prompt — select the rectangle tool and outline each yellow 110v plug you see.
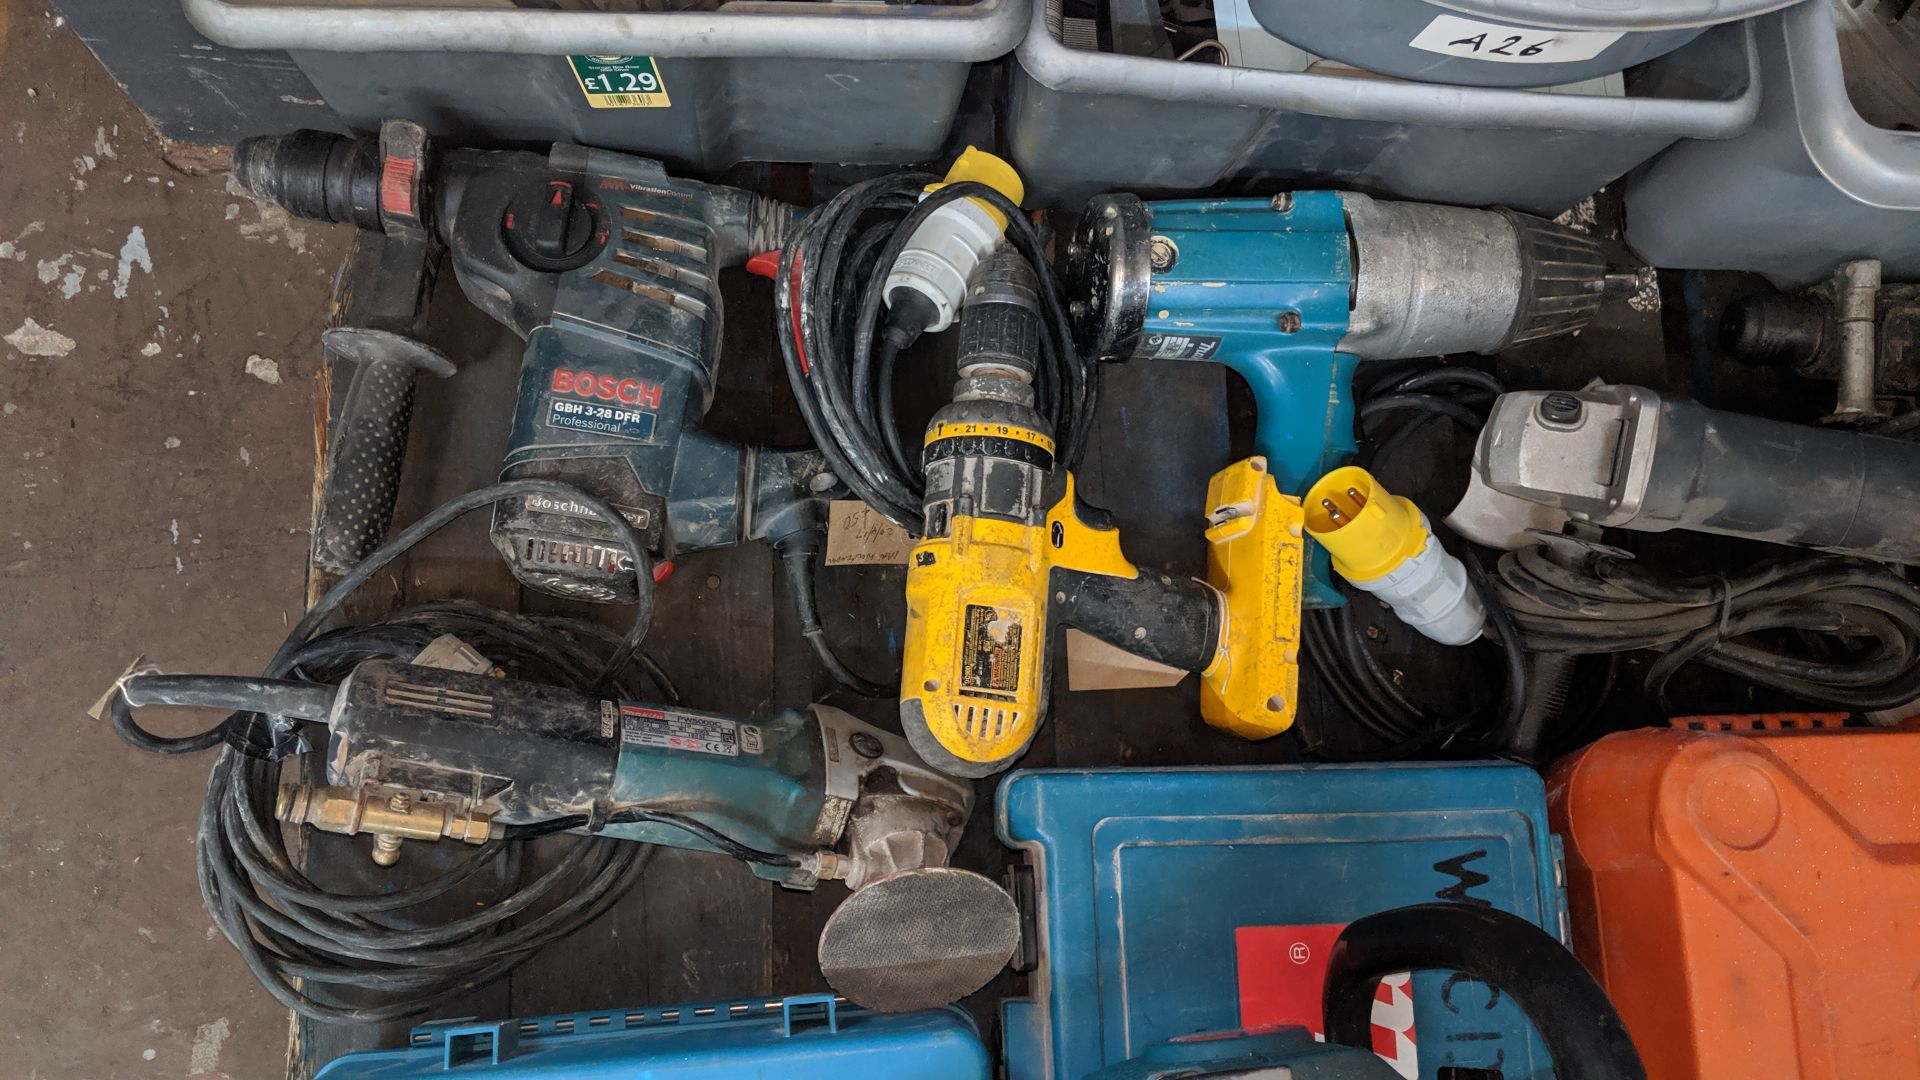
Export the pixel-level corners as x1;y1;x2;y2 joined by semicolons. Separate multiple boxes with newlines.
1304;465;1485;646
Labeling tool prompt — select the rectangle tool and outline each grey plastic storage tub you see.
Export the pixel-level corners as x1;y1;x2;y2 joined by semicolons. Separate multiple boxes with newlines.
181;0;1029;173
1248;0;1797;88
1625;1;1920;288
1009;0;1765;213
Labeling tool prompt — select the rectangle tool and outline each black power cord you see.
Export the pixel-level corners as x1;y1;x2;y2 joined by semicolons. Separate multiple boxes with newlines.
775;175;1096;534
777;534;895;698
105;481;690;1022
181;602;658;1022
1495;547;1920;712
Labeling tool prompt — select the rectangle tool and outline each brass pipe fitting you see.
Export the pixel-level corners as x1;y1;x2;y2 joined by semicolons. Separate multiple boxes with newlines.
278;785;498;867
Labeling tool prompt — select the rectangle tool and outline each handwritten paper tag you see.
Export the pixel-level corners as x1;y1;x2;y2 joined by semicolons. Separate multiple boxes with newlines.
825;500;914;566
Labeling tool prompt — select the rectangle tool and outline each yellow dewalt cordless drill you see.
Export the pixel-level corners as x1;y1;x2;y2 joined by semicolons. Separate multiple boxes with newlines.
899;251;1308;777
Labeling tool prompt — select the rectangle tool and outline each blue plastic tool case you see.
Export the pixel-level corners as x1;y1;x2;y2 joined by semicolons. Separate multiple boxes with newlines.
312;994;990;1078
998;763;1568;1080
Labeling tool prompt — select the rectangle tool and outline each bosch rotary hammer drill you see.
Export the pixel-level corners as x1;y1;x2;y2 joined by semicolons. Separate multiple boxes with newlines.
233;122;837;606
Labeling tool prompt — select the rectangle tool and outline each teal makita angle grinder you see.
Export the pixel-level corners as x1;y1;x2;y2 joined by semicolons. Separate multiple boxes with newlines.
1066;191;1633;605
111;659;1017;1013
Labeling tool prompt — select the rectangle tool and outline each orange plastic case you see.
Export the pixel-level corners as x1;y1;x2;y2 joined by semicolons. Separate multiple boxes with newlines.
1549;722;1920;1080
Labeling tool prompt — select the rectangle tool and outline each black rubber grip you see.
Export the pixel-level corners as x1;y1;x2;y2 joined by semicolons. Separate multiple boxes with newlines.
231;130;382;231
1052;567;1219;674
312;359;419;574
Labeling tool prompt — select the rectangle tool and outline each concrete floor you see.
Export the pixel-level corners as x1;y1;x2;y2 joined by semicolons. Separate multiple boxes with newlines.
0;2;349;1075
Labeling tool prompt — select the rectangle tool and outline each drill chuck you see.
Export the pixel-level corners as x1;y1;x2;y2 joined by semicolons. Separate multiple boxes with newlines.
921;252;1055;542
231;129;384;231
955;248;1043;384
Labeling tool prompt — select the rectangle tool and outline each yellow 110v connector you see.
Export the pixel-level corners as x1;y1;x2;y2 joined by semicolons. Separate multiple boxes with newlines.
1304;466;1485;646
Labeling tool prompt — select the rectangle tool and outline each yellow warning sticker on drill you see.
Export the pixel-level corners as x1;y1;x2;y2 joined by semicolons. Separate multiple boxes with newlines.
569;55;671;109
960;604;1023;697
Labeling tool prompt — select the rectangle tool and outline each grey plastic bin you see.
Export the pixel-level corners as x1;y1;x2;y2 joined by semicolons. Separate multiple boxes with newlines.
1009;0;1766;213
181;0;1029;173
1625;0;1920;288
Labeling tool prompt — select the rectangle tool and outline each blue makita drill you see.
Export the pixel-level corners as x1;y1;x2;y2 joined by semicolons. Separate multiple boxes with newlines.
1066;191;1616;605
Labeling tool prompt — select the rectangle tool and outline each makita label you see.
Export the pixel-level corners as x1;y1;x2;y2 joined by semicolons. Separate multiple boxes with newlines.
1133;332;1221;361
620;704;739;757
551;368;665;409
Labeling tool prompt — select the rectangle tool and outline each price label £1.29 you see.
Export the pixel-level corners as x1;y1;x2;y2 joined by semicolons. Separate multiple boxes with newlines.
568;55;672;109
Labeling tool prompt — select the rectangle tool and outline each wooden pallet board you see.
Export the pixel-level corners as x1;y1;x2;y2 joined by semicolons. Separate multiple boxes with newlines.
284;195;1690;1072
284;220;1312;1072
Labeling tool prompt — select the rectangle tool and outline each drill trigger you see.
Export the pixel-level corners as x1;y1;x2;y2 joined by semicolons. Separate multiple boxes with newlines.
1044;473;1139;580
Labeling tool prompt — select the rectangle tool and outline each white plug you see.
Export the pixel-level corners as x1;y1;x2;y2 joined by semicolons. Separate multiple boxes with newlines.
883;147;1025;336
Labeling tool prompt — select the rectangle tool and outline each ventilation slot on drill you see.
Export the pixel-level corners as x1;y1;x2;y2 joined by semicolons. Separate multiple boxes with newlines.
383;680;496;720
618;222;708;262
609;249;712;293
617;203;707;240
522;537;627;573
590;270;710;318
954;703;1019;739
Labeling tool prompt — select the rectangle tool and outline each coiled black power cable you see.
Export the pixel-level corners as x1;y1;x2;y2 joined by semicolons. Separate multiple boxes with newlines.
775;175;1095;534
1495;547;1920;712
105;481;690;1021
177;602;660;1022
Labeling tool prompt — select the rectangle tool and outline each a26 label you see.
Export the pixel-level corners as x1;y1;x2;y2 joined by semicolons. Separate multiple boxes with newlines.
1407;14;1624;65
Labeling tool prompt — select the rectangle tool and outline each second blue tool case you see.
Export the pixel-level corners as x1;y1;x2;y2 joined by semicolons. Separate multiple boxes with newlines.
312;994;990;1078
998;762;1568;1080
